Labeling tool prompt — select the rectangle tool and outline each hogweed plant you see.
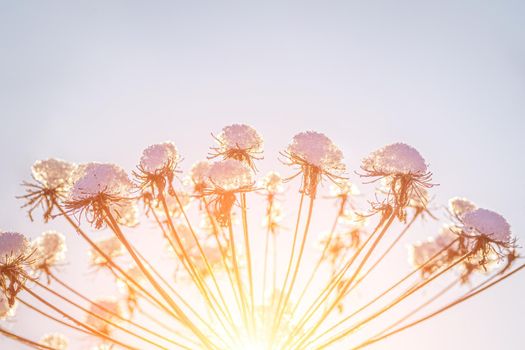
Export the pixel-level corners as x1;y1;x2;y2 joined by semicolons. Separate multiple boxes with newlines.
1;124;522;350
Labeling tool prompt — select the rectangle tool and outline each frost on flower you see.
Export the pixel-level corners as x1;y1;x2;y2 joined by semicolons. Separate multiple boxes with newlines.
362;143;427;175
0;294;17;319
31;230;67;270
0;232;30;266
190;160;212;192
208;159;254;192
409;227;457;275
39;333;69;350
89;236;124;267
31;158;77;192
70;163;132;201
462;208;511;243
449;197;477;219
139;142;180;174
217;124;263;152
211;124;263;169
261;171;284;195
287;131;344;172
85;298;123;335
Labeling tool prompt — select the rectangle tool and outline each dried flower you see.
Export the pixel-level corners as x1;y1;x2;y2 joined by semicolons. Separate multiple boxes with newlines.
89;237;124;267
67;163;133;228
189;160;212;193
462;208;511;244
261;171;284;195
113;200;139;227
283;131;345;197
449;197;477;219
140;142;180;174
362;143;427;175
31;230;67;272
0;232;31;306
210;124;263;169
39;333;69;350
20;158;78;222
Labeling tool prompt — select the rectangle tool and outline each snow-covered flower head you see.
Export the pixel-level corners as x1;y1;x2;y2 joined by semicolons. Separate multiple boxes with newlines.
31;158;77;192
261;171;284;195
284;131;346;197
85;297;124;335
189;160;212;192
449;197;477;219
208;159;254;192
70;163;132;201
67;163;133;228
31;230;67;270
0;293;17;320
0;232;30;266
20;158;78;222
462;208;511;244
361;143;433;222
39;333;69;350
287;131;345;172
140;142;180;174
89;236;124;267
362;143;427;176
211;124;263;169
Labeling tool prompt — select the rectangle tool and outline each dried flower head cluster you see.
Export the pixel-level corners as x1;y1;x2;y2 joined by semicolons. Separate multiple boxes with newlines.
2;124;521;350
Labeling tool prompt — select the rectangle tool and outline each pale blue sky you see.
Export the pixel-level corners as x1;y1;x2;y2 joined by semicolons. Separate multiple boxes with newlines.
1;1;524;349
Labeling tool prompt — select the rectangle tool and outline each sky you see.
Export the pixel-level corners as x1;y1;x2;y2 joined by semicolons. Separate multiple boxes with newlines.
0;0;524;349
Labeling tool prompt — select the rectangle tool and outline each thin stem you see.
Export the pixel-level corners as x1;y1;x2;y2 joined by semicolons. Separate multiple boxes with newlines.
0;326;57;350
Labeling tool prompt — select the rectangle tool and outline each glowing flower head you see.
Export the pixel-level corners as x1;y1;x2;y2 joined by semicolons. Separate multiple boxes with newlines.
287;131;344;172
113;200;140;227
70;163;132;201
0;232;30;266
362;143;427;175
211;124;263;169
449;197;477;219
208;159;254;192
462;208;511;243
85;297;124;335
190;160;212;192
89;236;124;267
261;171;284;194
31;158;77;192
140;142;180;174
39;333;69;350
31;230;67;270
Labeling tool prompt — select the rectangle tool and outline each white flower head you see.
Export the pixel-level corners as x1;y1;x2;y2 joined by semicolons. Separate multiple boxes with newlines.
216;124;263;153
89;236;124;267
330;179;360;197
287;131;345;172
70;163;133;201
0;232;30;266
85;297;124;335
449;197;477;219
39;333;69;350
140;142;180;174
190;160;212;187
208;159;254;191
0;294;17;319
261;171;284;194
362;143;427;175
462;208;512;243
32;230;67;269
31;158;77;191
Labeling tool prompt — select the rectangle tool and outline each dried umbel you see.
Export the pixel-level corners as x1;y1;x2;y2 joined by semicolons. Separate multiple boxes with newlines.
361;143;433;222
67;163;133;229
0;231;32;306
205;159;255;226
283;131;345;197
210;124;263;169
0;293;17;319
39;333;69;350
20;158;78;222
31;230;67;275
5;125;524;350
